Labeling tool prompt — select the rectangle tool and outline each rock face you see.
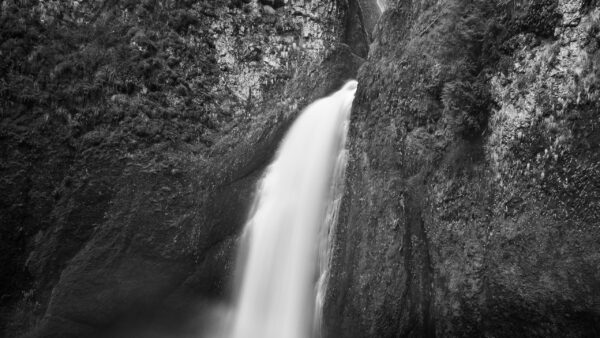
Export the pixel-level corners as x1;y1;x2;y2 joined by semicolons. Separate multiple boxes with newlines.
0;1;365;337
324;0;600;337
2;0;599;337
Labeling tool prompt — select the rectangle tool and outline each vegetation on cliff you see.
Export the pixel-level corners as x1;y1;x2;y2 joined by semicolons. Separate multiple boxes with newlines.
1;1;224;334
1;0;359;336
325;0;600;337
3;0;597;337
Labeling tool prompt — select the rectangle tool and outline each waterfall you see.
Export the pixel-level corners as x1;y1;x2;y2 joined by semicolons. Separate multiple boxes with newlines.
227;80;357;338
313;128;348;338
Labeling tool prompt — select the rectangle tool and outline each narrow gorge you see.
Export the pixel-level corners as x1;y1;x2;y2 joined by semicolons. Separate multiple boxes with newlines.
1;0;599;337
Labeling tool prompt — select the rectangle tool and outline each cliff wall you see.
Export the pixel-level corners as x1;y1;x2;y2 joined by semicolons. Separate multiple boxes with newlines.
325;0;600;336
0;1;364;336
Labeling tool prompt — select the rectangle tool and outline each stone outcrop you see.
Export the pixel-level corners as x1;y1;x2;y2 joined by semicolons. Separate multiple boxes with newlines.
324;0;600;337
0;1;364;337
2;0;599;337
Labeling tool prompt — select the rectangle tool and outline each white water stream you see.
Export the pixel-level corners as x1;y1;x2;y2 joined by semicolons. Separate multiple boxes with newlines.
226;80;357;338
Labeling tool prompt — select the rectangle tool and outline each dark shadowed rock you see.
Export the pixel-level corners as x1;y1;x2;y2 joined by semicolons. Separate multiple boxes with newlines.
4;0;598;337
324;0;600;337
0;1;365;337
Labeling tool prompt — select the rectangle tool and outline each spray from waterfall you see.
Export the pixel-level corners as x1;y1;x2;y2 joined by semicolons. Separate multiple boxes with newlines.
225;80;357;338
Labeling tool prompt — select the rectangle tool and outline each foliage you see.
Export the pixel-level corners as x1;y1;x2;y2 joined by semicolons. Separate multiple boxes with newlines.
0;1;225;333
426;0;560;139
0;0;223;141
441;76;492;138
516;0;561;38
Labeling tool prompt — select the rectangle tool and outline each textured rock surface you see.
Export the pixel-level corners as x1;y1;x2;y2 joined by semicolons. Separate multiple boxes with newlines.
325;0;600;337
3;0;599;337
0;0;365;337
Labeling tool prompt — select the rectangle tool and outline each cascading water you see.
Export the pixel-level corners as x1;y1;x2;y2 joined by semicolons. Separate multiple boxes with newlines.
226;80;357;338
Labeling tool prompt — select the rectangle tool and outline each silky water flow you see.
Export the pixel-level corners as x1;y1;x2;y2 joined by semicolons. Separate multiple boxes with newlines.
225;81;358;338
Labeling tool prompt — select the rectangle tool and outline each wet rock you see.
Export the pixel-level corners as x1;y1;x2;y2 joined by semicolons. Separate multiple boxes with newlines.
324;0;600;337
0;0;366;337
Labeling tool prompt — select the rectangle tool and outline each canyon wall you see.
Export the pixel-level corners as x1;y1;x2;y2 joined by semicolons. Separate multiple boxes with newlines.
325;0;600;337
2;0;599;337
0;1;364;336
